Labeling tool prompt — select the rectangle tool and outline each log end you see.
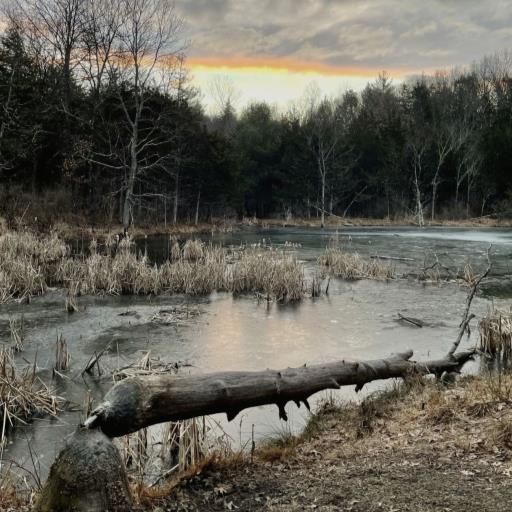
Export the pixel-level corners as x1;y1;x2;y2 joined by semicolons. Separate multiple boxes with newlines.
87;377;146;437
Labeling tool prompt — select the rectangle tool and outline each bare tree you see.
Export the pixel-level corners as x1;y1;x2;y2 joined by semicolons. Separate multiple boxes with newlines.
14;0;87;108
80;0;125;98
305;91;352;228
84;0;184;229
409;140;427;227
208;74;240;115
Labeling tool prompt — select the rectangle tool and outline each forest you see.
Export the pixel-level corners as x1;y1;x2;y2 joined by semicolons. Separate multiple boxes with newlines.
1;0;512;229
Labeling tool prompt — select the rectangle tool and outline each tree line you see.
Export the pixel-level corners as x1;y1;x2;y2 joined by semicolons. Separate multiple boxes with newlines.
1;0;512;229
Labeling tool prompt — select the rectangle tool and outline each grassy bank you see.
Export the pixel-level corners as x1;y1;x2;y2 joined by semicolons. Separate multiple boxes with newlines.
137;371;512;511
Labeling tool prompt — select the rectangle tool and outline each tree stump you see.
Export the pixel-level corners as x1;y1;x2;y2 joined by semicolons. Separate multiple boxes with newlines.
34;427;132;512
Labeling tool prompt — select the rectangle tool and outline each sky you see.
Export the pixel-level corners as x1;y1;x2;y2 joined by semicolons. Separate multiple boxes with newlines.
174;0;512;112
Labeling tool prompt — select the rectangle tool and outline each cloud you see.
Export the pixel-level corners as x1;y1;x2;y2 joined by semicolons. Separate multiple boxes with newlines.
174;0;512;73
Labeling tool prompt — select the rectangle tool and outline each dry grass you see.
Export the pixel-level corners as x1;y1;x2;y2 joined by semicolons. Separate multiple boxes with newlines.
0;230;318;302
479;306;512;359
318;238;395;280
251;371;512;470
0;348;62;446
9;316;25;352
0;230;68;302
231;247;305;301
54;334;70;373
0;468;33;512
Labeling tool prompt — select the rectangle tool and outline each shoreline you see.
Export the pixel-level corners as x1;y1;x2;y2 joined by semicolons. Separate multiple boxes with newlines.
4;215;511;240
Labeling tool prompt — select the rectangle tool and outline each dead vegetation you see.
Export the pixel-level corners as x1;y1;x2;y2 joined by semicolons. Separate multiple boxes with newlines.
53;334;70;373
9;315;25;352
318;237;395;280
111;352;233;494
479;306;512;359
231;246;306;301
0;230;68;302
0;348;62;447
0;230;320;302
113;351;183;381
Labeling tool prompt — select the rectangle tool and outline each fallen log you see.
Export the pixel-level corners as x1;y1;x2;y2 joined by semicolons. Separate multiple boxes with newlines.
85;350;475;438
35;349;475;511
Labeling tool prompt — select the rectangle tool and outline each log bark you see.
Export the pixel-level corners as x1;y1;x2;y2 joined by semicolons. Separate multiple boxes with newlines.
34;428;132;512
85;350;475;438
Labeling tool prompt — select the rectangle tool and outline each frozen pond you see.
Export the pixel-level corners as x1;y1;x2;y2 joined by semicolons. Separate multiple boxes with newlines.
1;226;511;480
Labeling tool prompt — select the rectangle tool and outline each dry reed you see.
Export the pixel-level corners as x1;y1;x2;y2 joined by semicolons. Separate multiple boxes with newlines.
0;230;319;302
479;307;512;359
231;246;305;301
9;316;25;352
54;334;70;373
0;348;62;446
114;352;232;488
319;241;395;280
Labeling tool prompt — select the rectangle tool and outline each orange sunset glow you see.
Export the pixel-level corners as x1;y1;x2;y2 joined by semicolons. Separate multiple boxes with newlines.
188;56;410;111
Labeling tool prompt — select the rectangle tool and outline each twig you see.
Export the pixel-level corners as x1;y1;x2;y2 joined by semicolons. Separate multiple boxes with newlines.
372;255;415;262
397;313;424;328
82;342;111;376
447;245;492;358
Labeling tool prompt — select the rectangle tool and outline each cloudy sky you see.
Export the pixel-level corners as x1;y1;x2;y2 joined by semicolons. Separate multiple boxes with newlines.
174;0;512;110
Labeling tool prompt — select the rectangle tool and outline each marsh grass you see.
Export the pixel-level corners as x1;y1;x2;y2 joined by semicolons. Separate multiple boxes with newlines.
1;230;318;302
319;237;395;280
9;316;25;352
0;348;62;446
231;246;305;301
0;230;69;302
479;307;512;359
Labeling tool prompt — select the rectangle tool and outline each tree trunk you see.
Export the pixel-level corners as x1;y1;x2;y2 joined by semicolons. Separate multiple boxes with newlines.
195;188;201;225
320;173;325;229
415;181;424;228
123;121;138;230
86;350;474;438
63;49;72;110
173;170;180;225
31;158;38;196
34;428;132;512
122;181;134;230
466;179;472;218
431;180;438;221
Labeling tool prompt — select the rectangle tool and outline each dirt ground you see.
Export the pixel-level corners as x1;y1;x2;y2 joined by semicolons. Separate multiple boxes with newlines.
141;375;512;512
